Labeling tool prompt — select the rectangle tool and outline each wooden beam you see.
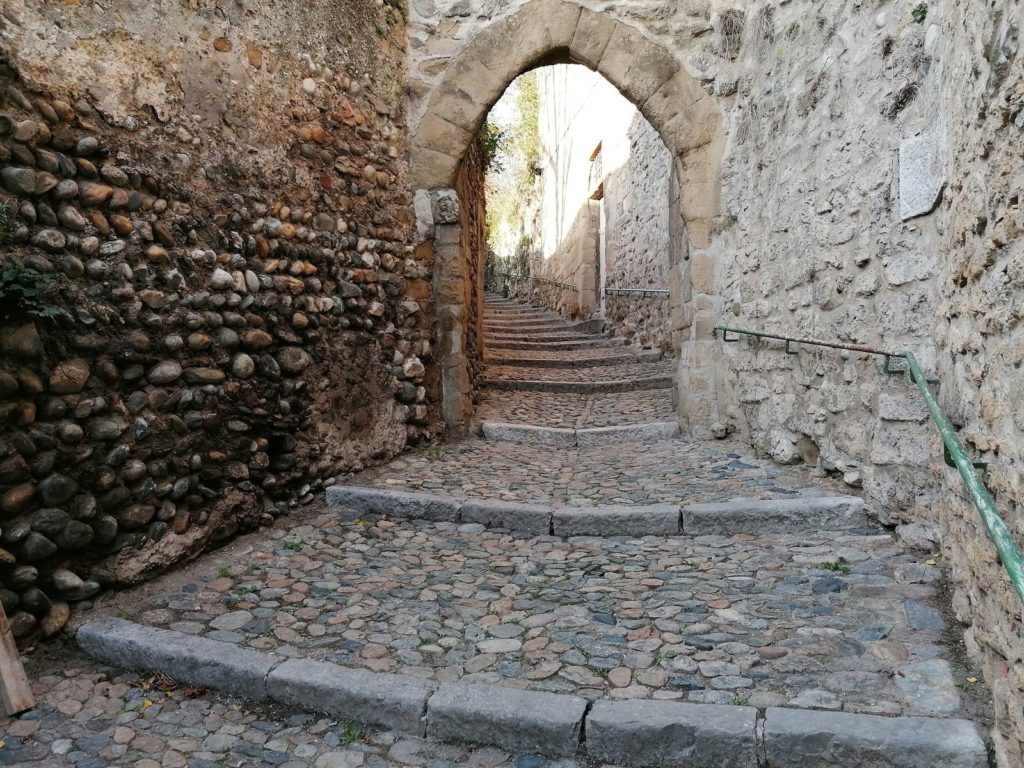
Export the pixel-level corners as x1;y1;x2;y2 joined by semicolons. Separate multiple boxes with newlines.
0;602;34;716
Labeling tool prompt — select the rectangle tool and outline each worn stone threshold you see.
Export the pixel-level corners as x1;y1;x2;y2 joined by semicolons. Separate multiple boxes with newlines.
77;618;987;768
481;375;674;393
478;419;679;447
323;485;871;536
483;349;662;368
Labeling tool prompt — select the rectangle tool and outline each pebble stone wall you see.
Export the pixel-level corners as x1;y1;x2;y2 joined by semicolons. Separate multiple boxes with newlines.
0;0;437;642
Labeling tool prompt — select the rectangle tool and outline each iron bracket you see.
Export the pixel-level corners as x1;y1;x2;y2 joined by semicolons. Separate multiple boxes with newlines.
784;339;799;355
945;444;988;471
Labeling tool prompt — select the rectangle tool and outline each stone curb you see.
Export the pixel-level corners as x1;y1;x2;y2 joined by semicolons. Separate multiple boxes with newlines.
76;620;988;768
325;486;460;522
324;487;873;538
682;496;867;534
460;499;552;535
482;421;577;447
481;421;679;447
487;338;621;351
762;707;988;768
575;421;679;446
481;375;674;394
76;617;280;702
427;683;587;756
586;699;759;768
268;658;434;735
553;503;680;537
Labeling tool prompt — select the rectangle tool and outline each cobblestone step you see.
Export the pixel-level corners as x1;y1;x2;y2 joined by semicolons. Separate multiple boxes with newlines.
487;337;623;351
77;618;988;768
484;349;662;368
481;373;674;393
485;331;596;342
478;419;680;446
324;485;868;535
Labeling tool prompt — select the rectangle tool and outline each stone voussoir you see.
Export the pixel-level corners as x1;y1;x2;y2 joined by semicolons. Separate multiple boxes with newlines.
268;657;435;735
326;485;461;522
77;617;281;702
682;495;868;534
762;707;988;768
553;503;681;537
586;699;759;768
426;682;587;756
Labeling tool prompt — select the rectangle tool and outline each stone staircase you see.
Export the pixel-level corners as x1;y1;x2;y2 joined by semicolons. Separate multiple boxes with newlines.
478;295;678;437
73;295;992;768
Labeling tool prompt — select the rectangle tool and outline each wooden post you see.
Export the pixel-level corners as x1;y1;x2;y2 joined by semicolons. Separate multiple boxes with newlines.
0;602;34;716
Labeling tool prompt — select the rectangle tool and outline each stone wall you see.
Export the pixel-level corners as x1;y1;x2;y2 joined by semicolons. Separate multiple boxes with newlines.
939;3;1024;765
455;138;487;391
405;0;1024;761
0;0;434;642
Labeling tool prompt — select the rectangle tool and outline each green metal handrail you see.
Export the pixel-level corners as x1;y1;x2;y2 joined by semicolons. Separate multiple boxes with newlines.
713;324;1024;605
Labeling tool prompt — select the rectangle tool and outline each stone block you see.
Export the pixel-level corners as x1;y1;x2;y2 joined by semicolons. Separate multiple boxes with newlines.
481;422;576;446
426;683;586;755
325;486;461;522
267;658;434;735
570;8;617;68
682;496;866;534
899;129;945;221
460;499;552;535
77;618;278;702
870;422;933;466
598;23;680;107
409;145;460;189
762;707;987;768
575;421;679;447
553;504;680;537
586;699;758;768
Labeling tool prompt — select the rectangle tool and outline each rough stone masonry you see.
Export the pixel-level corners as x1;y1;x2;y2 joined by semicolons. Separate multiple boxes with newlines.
0;0;439;641
0;0;1022;766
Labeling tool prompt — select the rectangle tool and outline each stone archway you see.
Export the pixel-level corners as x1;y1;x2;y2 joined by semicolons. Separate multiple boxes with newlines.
409;0;725;433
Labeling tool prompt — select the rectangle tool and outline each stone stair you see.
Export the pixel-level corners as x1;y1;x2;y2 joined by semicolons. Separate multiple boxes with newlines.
72;293;991;768
479;294;679;403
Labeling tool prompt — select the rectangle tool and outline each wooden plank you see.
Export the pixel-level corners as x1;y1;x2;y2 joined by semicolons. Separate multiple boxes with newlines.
0;602;34;716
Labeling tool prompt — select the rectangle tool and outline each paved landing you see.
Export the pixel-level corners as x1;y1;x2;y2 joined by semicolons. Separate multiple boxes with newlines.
1;654;574;768
88;508;969;720
348;436;850;507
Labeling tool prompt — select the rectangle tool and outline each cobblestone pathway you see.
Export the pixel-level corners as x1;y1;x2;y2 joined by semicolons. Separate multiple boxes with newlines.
99;510;968;718
3;296;987;765
0;654;577;768
352;437;849;506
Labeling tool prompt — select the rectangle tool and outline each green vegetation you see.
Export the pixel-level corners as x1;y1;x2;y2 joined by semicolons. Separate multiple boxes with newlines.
0;201;9;242
820;561;850;574
0;267;71;324
283;539;302;551
912;3;928;23
484;71;541;257
217;566;235;579
730;696;749;706
337;720;363;746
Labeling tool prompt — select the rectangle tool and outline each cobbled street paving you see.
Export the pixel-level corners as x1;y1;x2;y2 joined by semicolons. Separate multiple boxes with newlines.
350;436;850;506
2;296;988;766
77;507;970;721
475;391;675;429
0;654;588;768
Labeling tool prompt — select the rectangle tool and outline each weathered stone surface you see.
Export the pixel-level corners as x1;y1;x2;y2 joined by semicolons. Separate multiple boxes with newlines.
77;618;280;701
326;486;461;522
586;699;758;768
682;496;866;534
553;504;680;537
268;658;435;734
426;683;586;756
762;707;987;768
459;499;551;535
481;422;576;447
